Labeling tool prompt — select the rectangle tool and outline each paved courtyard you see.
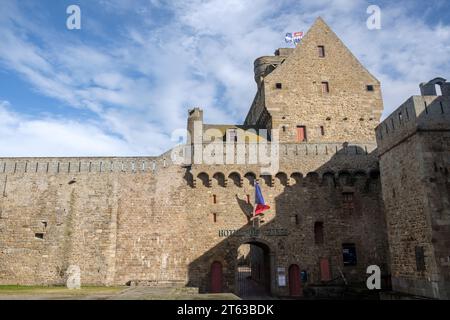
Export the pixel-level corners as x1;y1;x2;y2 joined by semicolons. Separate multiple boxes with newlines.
0;286;240;300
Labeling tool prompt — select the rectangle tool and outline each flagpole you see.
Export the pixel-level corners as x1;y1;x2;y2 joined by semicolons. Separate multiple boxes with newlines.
252;181;259;228
252;183;256;228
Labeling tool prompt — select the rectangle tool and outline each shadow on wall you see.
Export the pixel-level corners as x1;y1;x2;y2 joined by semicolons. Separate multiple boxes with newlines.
185;144;390;298
375;89;450;299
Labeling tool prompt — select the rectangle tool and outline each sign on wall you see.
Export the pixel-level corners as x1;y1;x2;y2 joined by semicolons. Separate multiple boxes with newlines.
277;267;287;287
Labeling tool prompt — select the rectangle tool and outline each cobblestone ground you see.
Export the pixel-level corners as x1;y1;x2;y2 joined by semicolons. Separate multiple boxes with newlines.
236;267;276;300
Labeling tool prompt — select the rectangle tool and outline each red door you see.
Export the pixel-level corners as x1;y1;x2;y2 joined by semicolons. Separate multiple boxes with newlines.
320;258;331;282
296;126;306;142
211;261;223;293
289;264;302;297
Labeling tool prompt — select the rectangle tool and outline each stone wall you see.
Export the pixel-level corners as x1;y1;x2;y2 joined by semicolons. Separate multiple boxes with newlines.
0;145;389;296
186;143;389;295
0;156;191;286
377;93;450;299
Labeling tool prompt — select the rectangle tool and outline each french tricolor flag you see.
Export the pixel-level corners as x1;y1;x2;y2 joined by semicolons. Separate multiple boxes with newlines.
254;182;270;216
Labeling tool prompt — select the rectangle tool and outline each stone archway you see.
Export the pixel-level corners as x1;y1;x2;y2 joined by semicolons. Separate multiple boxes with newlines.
235;241;272;299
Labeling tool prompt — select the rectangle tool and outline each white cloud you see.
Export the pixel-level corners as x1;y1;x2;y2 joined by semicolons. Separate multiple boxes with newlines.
0;101;143;157
0;0;449;157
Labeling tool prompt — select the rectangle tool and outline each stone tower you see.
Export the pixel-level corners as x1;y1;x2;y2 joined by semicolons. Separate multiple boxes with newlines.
376;78;450;299
187;107;204;144
245;17;383;144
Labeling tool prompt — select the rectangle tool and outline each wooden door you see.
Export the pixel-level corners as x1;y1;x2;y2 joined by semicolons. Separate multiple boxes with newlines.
211;261;223;293
320;258;331;282
289;264;302;297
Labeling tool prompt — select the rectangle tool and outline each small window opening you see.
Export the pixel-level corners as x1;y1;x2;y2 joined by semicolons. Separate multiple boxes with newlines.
314;222;324;244
320;126;325;136
322;82;330;93
296;126;307;142
276;83;282;89
343;192;354;214
415;246;426;272
213;195;217;204
367;85;374;91
213;213;217;223
228;129;238;142
343;243;357;266
35;233;44;240
318;46;325;58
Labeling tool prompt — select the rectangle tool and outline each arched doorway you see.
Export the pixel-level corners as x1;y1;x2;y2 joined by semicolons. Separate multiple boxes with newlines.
210;261;223;293
236;241;271;298
289;264;302;297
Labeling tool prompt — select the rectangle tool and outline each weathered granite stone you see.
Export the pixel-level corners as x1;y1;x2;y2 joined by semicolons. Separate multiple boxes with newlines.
66;265;81;290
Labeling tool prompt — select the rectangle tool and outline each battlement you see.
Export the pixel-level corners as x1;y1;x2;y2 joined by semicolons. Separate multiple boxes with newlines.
376;94;450;156
176;141;377;166
0;156;171;175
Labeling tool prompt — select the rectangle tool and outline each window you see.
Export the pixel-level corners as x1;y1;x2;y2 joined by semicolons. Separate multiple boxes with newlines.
343;192;354;214
415;246;426;271
322;82;330;93
213;195;217;204
320;126;325;136
213;213;217;223
296;126;307;142
35;233;44;240
314;222;324;244
342;243;357;266
228;129;237;142
318;46;325;58
276;83;283;89
367;85;374;91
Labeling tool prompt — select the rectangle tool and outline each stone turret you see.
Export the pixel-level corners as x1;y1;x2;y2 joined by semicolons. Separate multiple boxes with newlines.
254;49;294;87
187;107;203;145
419;77;450;96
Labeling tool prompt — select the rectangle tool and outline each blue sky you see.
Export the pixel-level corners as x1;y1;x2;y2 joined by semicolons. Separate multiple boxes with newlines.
0;0;449;156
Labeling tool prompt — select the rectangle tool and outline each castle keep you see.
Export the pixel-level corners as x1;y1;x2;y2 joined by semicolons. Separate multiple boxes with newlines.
0;18;449;299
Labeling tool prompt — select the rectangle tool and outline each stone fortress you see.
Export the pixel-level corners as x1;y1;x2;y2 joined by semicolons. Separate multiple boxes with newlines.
0;17;448;299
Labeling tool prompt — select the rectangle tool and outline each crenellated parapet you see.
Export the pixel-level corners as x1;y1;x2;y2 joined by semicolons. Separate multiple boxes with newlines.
0;156;171;175
376;82;450;156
